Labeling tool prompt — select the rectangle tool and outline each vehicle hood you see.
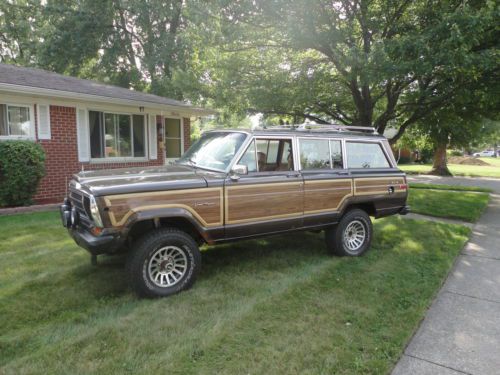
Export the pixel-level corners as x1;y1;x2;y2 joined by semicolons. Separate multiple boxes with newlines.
73;164;220;196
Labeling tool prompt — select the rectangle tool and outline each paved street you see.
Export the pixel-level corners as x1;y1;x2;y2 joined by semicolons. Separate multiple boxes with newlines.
393;176;500;375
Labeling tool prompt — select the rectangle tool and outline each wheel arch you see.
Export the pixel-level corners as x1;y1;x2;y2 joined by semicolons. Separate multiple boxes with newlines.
340;202;376;217
124;207;210;246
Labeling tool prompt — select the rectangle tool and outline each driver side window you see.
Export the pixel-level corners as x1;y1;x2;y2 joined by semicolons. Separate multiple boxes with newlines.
238;140;257;172
238;138;294;172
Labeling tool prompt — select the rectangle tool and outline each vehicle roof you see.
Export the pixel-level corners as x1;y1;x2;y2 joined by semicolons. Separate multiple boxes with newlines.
206;126;387;140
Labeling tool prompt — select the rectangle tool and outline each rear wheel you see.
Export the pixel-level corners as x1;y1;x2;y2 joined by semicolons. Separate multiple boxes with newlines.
127;228;201;298
325;209;372;256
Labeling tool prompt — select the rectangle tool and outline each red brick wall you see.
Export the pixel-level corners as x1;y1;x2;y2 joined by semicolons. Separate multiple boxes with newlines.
33;106;168;204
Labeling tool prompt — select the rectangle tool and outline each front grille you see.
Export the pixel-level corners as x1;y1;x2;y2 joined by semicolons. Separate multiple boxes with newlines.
69;188;93;229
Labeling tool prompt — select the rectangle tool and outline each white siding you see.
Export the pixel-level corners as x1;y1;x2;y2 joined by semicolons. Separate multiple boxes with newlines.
149;114;158;160
76;108;90;162
37;104;51;140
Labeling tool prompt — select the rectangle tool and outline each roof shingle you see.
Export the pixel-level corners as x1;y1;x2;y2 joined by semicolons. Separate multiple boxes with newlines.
0;63;197;109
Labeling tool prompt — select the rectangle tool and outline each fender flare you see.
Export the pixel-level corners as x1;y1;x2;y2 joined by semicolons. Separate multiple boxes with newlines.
121;206;209;240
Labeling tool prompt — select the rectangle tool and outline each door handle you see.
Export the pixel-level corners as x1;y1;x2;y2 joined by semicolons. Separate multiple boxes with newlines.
388;186;395;194
287;173;300;178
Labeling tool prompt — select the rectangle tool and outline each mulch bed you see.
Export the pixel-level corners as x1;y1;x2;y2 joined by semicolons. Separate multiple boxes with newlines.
448;156;490;166
0;204;59;216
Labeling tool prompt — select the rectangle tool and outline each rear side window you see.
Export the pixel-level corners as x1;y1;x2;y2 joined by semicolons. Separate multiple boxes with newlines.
300;139;330;169
330;140;343;168
346;142;390;169
299;138;344;170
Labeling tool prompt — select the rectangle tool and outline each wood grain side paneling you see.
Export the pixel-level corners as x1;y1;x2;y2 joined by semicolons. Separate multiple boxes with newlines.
104;188;223;227
304;179;353;214
354;177;406;196
225;182;303;224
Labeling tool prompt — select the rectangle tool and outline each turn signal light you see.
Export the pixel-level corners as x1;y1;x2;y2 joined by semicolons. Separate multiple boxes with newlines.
91;227;103;236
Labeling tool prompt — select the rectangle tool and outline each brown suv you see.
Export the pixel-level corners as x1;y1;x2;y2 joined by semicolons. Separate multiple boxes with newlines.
61;125;409;298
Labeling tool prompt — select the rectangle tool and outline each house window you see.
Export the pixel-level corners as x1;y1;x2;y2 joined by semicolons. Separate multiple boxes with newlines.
89;110;146;159
0;104;31;137
164;118;182;158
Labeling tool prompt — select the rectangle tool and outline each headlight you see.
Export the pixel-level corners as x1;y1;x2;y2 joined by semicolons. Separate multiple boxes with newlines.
89;195;103;228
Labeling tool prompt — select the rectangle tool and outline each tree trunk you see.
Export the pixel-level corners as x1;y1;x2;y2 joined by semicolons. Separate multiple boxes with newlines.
429;142;452;176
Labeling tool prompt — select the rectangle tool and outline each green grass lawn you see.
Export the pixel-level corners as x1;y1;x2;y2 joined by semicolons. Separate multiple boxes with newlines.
408;188;490;222
409;182;492;193
0;211;470;374
400;163;500;178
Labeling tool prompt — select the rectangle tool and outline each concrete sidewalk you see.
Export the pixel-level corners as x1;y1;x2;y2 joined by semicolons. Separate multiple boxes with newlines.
393;176;500;375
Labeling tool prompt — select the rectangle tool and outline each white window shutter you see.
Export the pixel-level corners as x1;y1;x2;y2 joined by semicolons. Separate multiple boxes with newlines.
37;104;51;140
76;108;90;162
149;114;158;160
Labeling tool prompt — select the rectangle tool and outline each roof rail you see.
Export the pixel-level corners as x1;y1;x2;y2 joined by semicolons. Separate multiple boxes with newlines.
262;123;378;134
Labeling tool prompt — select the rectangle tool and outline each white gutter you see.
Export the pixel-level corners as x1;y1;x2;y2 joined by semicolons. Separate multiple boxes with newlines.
0;82;217;117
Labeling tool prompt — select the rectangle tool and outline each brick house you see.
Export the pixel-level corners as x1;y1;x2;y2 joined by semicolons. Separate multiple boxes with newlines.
0;64;213;203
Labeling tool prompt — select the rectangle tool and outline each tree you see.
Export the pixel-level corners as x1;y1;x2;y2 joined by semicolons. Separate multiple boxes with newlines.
0;0;44;65
469;120;500;156
0;0;208;101
200;0;498;143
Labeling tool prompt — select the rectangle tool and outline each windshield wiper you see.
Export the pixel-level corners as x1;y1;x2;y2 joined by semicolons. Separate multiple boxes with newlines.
177;158;224;173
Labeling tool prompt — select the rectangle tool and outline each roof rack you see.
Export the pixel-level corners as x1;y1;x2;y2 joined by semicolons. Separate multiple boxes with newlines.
261;123;378;134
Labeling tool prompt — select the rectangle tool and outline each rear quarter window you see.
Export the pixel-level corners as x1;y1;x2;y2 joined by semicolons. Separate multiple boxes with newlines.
346;142;390;169
299;138;344;170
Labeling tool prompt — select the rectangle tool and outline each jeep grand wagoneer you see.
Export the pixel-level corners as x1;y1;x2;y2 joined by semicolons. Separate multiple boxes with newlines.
61;125;409;298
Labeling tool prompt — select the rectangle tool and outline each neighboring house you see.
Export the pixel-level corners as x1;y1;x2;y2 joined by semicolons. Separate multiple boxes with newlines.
0;63;213;203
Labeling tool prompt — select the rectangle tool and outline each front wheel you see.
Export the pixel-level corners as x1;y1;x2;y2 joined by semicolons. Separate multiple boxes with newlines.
127;228;201;298
325;209;372;256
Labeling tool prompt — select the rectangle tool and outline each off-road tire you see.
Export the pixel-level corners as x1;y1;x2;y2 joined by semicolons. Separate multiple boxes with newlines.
126;227;201;298
325;209;372;257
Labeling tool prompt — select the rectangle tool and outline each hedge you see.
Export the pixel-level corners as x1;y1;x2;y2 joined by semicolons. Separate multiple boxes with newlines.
0;141;46;207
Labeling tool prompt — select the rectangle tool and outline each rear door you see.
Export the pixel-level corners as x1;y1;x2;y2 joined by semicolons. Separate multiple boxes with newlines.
224;136;303;239
298;137;353;227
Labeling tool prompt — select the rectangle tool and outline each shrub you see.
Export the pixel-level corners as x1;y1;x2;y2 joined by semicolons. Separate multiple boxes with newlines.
397;156;412;164
448;149;463;157
0;141;46;207
416;146;434;164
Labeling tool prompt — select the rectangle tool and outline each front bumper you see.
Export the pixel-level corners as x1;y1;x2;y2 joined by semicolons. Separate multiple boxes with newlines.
61;199;125;255
69;228;124;255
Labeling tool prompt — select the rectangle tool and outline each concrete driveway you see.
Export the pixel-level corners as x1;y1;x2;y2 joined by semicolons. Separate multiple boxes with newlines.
392;176;500;375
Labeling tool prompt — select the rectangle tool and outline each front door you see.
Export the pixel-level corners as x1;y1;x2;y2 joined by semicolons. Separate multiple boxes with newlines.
224;137;304;239
164;118;182;163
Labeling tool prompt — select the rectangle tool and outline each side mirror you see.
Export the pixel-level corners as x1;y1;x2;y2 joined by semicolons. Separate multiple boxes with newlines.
230;164;248;181
232;164;248;175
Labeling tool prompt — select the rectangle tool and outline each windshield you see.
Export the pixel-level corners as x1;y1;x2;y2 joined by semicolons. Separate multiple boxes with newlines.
177;131;248;172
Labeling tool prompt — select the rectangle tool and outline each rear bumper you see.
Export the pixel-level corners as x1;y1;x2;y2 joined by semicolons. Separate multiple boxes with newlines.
399;205;411;215
69;228;125;256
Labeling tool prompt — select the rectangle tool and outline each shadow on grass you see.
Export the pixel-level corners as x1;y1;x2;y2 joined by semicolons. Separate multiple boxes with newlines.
3;217;467;337
2;218;468;324
0;217;471;373
0;231;327;332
